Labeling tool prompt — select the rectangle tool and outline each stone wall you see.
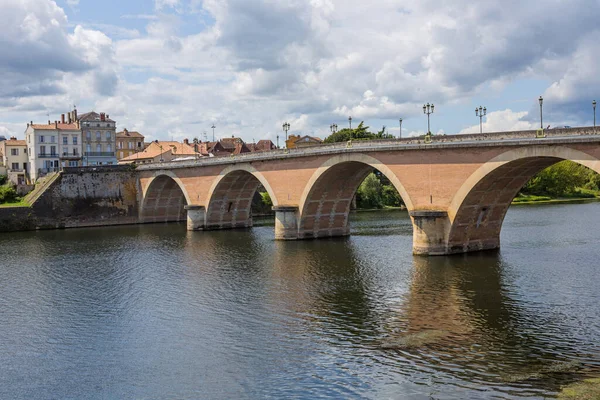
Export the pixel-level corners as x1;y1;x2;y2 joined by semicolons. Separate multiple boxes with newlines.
0;166;141;232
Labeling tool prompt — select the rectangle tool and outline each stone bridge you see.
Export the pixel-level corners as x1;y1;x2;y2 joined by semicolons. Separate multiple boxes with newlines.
136;127;600;255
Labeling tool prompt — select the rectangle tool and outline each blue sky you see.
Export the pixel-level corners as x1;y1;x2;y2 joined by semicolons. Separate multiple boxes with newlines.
1;0;599;142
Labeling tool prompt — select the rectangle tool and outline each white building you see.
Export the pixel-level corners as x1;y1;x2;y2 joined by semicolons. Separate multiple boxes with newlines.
25;119;82;182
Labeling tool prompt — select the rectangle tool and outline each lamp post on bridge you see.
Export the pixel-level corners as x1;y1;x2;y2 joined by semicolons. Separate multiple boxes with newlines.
539;96;544;130
423;102;434;133
330;123;338;134
348;116;352;130
276;134;280;149
282;122;290;148
475;106;486;134
211;124;216;142
399;118;403;139
593;100;597;128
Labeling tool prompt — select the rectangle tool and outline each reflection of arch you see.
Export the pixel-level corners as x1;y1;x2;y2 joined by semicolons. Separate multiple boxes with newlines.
204;164;278;230
297;154;413;239
446;146;600;253
141;172;190;223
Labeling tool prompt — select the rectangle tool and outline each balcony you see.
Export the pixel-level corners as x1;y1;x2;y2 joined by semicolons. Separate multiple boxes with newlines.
61;153;81;159
84;152;115;157
38;153;59;158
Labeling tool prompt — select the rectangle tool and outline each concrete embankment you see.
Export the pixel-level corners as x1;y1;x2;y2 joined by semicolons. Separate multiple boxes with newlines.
0;166;140;232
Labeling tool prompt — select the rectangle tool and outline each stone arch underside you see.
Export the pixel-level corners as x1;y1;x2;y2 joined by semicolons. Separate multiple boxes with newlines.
447;156;566;253
298;161;399;239
141;175;188;223
205;170;263;230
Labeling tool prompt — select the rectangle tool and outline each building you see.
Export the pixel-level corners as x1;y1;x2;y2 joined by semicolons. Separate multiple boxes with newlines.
286;134;323;149
118;140;200;165
116;128;145;160
79;111;117;166
0;137;28;185
25;120;82;182
247;140;277;152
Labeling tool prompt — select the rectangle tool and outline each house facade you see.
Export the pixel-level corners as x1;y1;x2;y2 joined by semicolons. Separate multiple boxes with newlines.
0;137;28;185
116;128;145;160
118;141;199;165
79;111;117;166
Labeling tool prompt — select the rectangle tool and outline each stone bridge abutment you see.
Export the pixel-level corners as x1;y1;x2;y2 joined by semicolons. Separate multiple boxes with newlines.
137;130;600;256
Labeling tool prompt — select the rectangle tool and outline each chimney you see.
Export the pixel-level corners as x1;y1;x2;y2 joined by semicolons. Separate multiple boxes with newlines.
30;121;33;126
61;114;65;124
183;138;189;145
100;113;106;121
55;121;58;129
124;128;128;134
106;114;109;119
73;109;77;120
48;120;51;125
10;136;16;141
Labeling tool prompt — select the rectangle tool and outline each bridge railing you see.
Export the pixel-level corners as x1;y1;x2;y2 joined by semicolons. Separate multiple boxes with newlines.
137;126;599;171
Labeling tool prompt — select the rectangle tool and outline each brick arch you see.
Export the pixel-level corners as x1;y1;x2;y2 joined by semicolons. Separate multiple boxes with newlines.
204;164;278;230
141;172;190;223
446;145;600;254
297;153;414;239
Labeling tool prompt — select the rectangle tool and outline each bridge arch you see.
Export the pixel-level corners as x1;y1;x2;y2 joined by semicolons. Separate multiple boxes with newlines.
204;164;278;230
141;171;191;223
297;153;414;239
446;145;600;253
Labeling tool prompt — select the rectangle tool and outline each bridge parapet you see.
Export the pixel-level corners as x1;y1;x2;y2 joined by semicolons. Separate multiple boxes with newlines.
137;127;600;171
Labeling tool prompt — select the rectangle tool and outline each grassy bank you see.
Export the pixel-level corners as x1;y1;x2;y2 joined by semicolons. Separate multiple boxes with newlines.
0;199;30;208
512;189;600;205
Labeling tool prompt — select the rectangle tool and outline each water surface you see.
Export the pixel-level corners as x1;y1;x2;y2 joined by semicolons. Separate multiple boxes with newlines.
1;203;600;399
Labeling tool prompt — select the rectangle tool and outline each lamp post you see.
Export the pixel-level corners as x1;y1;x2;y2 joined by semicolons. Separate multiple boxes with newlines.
399;118;403;139
330;123;338;133
539;96;543;129
159;144;164;162
348;116;352;130
593;100;597;127
475;106;487;134
282;122;290;147
211;124;216;141
276;134;279;148
423;103;434;134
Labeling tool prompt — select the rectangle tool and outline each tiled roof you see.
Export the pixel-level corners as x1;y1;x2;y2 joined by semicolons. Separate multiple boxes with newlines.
116;130;144;138
119;141;199;162
78;111;115;123
30;123;79;131
4;139;26;146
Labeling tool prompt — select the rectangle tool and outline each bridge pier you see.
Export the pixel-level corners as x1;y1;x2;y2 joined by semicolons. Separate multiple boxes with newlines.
410;211;451;256
184;205;206;231
273;206;299;240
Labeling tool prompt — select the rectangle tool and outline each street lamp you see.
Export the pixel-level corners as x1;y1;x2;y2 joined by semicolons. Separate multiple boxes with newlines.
475;106;487;134
399;118;403;139
539;96;544;129
330;123;338;133
423;103;434;134
348;116;352;130
593;100;597;127
159;144;164;162
276;134;279;148
211;124;216;141
282;122;290;147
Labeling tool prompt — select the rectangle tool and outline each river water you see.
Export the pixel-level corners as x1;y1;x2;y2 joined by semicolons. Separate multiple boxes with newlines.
1;202;600;399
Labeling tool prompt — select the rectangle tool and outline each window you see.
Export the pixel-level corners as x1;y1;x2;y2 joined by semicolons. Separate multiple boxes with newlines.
96;144;101;152
97;123;100;127
138;142;142;148
40;145;46;155
63;136;68;145
68;161;78;167
73;136;78;145
128;141;134;149
73;148;78;156
106;132;111;141
11;148;18;156
86;131;91;140
24;148;27;155
118;141;122;149
11;163;18;170
86;144;91;153
50;146;56;156
120;151;124;159
107;144;112;152
51;136;55;143
40;135;45;143
96;131;101;141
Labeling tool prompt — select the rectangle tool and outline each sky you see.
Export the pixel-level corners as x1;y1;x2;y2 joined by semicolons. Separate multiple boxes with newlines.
0;0;599;143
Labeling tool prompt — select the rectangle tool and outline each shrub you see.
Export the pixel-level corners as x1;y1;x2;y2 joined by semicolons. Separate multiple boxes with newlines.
0;175;6;185
0;185;19;203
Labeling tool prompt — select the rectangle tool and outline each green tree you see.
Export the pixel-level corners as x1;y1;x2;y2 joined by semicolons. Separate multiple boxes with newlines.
260;191;272;207
356;173;383;209
324;121;393;143
523;161;590;197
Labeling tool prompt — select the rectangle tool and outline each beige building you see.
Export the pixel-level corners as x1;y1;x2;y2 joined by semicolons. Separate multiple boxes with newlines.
118;141;200;165
116;129;145;160
286;134;323;149
0;137;28;184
